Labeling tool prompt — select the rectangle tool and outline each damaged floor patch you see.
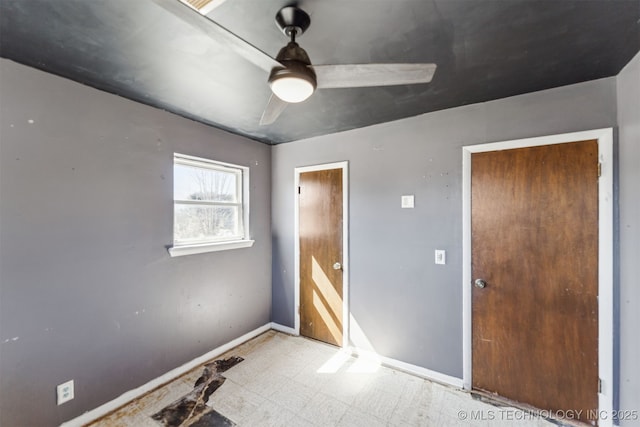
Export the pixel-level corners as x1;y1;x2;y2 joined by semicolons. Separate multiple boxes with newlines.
151;356;243;427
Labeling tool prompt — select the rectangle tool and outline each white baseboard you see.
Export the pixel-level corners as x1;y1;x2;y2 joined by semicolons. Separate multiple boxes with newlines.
61;324;463;427
350;346;464;389
60;323;272;427
270;322;297;335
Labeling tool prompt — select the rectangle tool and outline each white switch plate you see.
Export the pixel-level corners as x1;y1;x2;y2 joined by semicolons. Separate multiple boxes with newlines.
57;380;74;405
401;195;414;208
435;250;446;265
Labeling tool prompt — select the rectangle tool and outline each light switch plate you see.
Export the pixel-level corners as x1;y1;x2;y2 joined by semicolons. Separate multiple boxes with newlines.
435;250;446;265
401;195;414;208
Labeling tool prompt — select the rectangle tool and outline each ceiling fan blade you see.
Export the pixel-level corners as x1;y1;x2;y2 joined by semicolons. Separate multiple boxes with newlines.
260;94;289;125
314;64;437;89
152;0;281;72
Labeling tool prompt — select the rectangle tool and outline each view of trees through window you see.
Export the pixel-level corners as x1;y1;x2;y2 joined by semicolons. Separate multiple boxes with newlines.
173;158;244;244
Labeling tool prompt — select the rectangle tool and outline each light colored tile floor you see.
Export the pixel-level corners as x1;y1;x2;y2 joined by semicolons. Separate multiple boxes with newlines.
90;331;556;427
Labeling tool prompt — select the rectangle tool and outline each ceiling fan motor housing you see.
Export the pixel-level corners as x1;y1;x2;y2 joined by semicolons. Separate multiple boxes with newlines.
268;41;317;98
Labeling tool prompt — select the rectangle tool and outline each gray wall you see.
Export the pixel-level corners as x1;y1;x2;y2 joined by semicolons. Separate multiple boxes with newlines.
616;52;640;426
0;59;272;426
272;77;618;379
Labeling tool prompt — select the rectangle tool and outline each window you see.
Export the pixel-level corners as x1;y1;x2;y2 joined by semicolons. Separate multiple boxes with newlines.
169;154;253;256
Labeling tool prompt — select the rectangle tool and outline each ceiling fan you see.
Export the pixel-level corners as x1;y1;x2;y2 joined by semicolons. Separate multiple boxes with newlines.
154;0;437;125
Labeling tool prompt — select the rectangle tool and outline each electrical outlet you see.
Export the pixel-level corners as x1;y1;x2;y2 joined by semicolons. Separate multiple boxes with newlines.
435;250;446;265
57;380;74;405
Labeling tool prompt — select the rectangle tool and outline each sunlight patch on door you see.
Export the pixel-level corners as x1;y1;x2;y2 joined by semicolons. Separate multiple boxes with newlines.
311;256;342;317
312;289;342;344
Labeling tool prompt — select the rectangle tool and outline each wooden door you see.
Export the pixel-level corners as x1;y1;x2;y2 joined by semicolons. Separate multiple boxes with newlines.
471;141;599;423
299;168;343;346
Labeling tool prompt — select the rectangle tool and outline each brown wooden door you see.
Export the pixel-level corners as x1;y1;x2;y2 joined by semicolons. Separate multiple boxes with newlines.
299;168;343;346
471;141;599;424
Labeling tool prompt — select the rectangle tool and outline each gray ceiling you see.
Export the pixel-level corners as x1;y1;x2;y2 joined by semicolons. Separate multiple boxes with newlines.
1;0;639;144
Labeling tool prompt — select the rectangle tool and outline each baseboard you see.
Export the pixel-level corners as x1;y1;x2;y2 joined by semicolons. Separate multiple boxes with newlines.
60;323;272;427
350;346;464;389
61;324;462;426
270;322;297;335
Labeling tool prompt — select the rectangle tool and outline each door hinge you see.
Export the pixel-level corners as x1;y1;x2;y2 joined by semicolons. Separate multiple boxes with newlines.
598;163;602;178
298;186;301;194
598;378;602;393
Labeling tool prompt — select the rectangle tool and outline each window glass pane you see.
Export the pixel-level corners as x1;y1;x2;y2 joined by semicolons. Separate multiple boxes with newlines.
174;205;240;243
174;163;238;202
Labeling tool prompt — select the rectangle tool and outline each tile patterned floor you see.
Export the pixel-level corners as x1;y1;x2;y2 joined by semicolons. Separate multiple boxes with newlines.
89;331;556;427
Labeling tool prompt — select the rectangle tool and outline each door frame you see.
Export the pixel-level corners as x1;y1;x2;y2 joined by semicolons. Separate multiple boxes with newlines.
294;161;349;348
462;128;614;424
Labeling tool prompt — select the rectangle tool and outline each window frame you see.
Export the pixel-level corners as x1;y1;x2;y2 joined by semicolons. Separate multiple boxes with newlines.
168;153;254;257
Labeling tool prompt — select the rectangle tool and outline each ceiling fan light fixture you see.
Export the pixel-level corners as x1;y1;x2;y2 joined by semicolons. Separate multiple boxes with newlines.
270;76;314;103
269;66;316;103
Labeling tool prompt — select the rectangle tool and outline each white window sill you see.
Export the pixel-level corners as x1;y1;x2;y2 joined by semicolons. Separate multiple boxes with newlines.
168;240;255;257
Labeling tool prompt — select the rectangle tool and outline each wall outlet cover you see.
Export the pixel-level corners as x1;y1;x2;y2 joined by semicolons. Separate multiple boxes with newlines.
57;380;74;405
435;249;446;265
401;195;415;208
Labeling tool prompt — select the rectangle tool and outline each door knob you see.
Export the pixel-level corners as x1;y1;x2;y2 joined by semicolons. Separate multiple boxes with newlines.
474;278;487;288
333;262;342;270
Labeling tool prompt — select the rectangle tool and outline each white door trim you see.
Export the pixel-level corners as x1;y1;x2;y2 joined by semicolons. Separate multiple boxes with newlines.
462;128;614;426
294;161;350;348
